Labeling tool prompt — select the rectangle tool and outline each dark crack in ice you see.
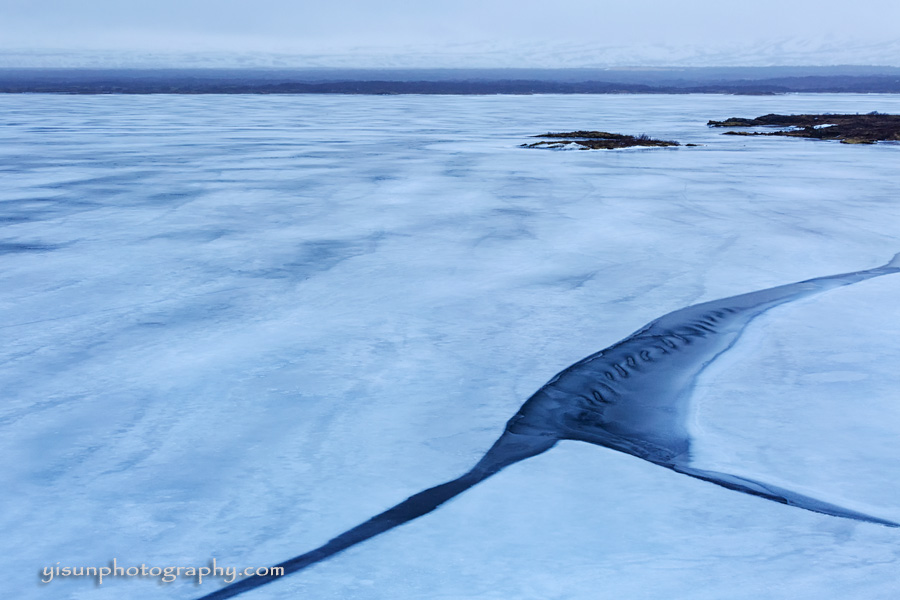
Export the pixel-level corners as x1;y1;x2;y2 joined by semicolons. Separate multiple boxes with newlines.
197;254;900;600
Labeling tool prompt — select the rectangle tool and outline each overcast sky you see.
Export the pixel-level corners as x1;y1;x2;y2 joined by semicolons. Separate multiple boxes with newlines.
2;0;898;66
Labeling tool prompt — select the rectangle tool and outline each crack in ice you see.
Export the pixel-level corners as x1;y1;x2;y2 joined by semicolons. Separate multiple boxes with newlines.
197;254;900;599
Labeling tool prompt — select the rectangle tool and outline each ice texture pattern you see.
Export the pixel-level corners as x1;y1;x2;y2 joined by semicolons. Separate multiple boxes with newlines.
2;93;900;600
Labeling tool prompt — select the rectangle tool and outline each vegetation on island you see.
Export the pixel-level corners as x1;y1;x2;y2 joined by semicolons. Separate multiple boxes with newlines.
523;131;680;150
708;113;900;144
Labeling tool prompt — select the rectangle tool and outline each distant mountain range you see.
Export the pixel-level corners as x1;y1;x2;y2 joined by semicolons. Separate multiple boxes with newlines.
2;66;900;94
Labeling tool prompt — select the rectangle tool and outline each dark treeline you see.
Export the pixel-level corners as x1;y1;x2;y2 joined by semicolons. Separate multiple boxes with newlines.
2;68;899;94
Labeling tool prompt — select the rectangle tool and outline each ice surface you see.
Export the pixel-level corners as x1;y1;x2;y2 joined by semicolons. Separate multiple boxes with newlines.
2;93;899;599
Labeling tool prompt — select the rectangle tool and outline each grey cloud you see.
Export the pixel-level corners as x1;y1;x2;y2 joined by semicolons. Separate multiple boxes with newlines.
1;0;898;64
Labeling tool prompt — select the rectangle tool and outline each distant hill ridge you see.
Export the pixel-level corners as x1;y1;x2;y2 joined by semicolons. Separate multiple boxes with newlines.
2;67;899;94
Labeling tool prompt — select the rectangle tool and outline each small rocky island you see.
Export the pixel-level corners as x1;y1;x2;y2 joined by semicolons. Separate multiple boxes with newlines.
523;131;681;150
709;113;900;144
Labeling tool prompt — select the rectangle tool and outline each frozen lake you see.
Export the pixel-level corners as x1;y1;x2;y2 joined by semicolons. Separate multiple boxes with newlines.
2;93;899;599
